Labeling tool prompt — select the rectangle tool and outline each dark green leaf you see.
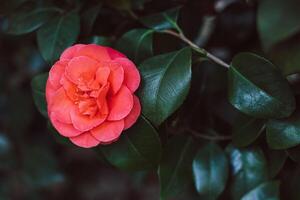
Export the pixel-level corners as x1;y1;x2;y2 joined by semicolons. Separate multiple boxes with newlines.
228;52;295;119
140;7;180;31
159;136;197;200
81;4;101;34
267;111;300;149
5;7;61;35
192;142;228;200
287;145;300;163
226;145;268;200
232;115;266;147
257;0;300;50
138;48;191;126
116;28;153;64
37;12;80;63
85;36;111;46
269;36;300;75
100;116;161;171
265;149;287;178
241;181;280;200
47;121;74;147
31;73;48;118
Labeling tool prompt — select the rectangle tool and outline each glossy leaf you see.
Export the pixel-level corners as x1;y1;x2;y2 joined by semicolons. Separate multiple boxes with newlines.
85;36;111;46
100;116;161;171
116;29;153;64
269;36;300;75
37;12;80;63
257;0;300;50
47;122;74;147
228;52;295;119
232;115;265;147
159;136;197;200
265;149;287;178
192;142;228;200
138;48;191;126
287;145;300;163
140;7;180;31
31;73;48;118
226;145;268;200
267;111;300;149
241;181;280;200
81;4;101;34
5;7;61;35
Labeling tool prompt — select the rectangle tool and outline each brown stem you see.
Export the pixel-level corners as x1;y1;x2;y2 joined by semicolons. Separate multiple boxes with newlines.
163;30;230;68
187;128;232;141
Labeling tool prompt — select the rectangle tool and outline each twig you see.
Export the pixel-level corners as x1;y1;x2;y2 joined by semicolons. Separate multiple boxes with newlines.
163;30;230;68
187;128;232;141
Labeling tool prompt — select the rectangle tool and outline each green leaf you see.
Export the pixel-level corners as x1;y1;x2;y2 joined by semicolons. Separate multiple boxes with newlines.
116;28;153;64
31;73;48;118
84;36;112;46
232;115;266;147
159;136;197;200
5;7;61;35
287;145;300;163
138;48;191;126
228;52;295;119
37;12;80;63
192;142;228;200
241;181;280;200
265;149;287;178
81;4;101;35
140;7;181;31
269;36;300;75
266;111;300;149
226;145;268;200
257;0;300;51
100;116;161;171
47;121;74;147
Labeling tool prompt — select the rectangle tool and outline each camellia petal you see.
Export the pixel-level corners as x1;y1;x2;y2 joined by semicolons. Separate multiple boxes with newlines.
74;44;111;62
106;47;126;60
46;80;58;107
65;56;99;84
124;95;141;130
49;87;74;124
48;60;68;89
108;63;124;94
91;120;124;143
60;44;86;60
115;58;140;93
108;85;133;121
96;67;111;86
60;75;78;101
50;112;83;137
70;107;107;132
69;132;100;148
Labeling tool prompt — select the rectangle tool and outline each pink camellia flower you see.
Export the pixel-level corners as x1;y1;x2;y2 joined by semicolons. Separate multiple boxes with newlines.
46;44;141;148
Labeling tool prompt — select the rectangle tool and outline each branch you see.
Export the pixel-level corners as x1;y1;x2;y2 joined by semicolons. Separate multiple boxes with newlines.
187;128;232;141
163;30;230;68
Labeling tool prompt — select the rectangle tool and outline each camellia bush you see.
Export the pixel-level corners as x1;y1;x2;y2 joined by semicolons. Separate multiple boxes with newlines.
2;0;300;199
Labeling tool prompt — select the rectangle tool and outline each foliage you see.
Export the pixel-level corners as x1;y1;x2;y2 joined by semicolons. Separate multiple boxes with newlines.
2;0;300;199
